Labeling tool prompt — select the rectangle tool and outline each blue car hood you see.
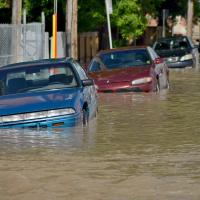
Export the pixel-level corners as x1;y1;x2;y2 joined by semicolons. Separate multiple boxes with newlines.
0;88;82;116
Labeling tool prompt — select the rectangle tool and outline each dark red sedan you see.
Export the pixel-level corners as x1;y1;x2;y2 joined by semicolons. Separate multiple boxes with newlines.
87;46;169;93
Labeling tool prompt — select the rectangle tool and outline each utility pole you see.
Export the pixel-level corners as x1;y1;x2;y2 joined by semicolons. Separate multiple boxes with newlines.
66;0;78;59
66;0;72;57
187;0;194;37
11;0;22;63
12;0;22;24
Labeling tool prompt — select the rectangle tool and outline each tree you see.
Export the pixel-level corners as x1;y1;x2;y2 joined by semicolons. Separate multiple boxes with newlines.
155;0;200;21
139;0;165;16
78;0;105;32
12;0;22;24
24;0;65;34
66;0;78;59
0;0;11;23
20;0;200;47
112;0;147;42
0;0;10;8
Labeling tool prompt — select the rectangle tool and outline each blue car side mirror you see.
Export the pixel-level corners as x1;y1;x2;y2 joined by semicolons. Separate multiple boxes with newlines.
82;79;94;87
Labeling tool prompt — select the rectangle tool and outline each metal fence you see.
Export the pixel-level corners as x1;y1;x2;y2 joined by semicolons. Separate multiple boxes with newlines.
0;23;45;67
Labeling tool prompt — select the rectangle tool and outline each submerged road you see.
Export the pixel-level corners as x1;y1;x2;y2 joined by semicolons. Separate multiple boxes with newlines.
0;68;200;199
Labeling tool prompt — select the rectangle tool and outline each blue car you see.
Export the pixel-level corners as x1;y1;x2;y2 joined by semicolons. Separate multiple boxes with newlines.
0;58;98;128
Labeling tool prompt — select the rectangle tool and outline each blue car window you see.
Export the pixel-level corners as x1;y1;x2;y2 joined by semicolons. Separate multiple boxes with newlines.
0;64;78;95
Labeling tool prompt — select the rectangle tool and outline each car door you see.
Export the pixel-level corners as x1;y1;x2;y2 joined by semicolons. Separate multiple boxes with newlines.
72;60;97;114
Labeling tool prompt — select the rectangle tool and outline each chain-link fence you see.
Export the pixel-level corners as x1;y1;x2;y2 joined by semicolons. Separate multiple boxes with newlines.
0;23;45;67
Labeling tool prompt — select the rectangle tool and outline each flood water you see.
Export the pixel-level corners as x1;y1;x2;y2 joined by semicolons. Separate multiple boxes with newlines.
1;69;200;200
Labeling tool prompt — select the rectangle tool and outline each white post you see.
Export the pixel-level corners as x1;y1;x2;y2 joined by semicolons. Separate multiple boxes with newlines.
23;9;26;60
162;9;166;37
105;0;113;49
54;0;57;13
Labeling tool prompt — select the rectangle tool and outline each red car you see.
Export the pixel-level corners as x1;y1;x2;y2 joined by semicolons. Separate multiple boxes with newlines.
87;46;169;92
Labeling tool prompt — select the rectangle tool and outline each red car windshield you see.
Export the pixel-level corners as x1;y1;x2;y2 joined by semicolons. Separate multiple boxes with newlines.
100;49;151;69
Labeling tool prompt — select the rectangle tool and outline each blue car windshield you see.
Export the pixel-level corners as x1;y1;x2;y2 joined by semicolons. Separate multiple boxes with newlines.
0;64;78;96
99;49;151;69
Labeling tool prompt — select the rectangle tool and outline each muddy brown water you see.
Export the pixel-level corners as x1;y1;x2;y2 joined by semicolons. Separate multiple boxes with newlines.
0;69;200;200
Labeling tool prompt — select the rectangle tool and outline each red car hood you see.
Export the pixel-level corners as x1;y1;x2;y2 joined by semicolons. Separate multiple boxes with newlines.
89;66;152;84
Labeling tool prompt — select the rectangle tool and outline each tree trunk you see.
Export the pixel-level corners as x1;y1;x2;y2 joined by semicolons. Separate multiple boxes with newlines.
11;0;22;63
187;0;193;37
12;0;22;24
66;0;78;59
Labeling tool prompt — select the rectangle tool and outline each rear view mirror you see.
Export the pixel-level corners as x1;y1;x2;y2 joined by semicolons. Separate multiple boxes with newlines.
82;79;94;87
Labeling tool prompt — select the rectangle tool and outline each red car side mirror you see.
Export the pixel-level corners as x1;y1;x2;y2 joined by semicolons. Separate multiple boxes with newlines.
154;57;164;64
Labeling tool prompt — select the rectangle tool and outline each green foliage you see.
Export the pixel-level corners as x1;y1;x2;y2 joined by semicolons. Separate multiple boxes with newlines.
113;0;147;40
139;0;165;16
0;0;11;23
78;0;105;32
0;0;10;8
24;0;65;33
113;38;127;48
0;2;7;8
193;0;200;20
8;0;200;42
161;0;187;17
24;0;53;22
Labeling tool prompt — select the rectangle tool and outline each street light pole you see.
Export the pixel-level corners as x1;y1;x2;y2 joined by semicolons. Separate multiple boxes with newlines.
52;0;57;58
105;0;113;49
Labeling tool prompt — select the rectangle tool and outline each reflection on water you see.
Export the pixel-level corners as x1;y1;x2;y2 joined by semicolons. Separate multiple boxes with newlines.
0;120;97;152
1;69;200;199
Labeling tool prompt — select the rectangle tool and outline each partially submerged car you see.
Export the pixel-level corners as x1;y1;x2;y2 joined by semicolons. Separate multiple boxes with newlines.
87;46;169;93
153;36;199;69
0;58;98;128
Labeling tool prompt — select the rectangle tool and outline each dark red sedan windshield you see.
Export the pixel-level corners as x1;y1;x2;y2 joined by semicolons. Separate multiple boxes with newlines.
100;49;151;69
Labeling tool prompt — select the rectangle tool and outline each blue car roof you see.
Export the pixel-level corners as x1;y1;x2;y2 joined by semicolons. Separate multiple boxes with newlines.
0;57;73;70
